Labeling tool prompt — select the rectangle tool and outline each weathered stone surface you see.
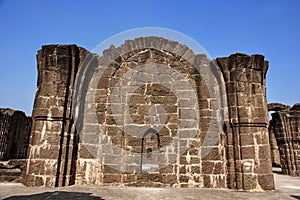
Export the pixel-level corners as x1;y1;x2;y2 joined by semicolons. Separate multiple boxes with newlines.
269;103;300;176
216;53;274;190
268;103;291;112
0;159;27;183
24;44;89;187
23;38;274;191
0;109;31;161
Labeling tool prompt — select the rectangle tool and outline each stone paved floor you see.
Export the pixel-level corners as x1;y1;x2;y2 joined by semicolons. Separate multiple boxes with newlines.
0;171;300;200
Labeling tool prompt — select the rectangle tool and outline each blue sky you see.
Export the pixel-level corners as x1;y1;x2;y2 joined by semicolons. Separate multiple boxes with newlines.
0;0;299;115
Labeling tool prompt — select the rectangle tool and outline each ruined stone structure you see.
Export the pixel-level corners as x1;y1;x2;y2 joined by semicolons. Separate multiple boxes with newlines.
268;103;291;167
24;37;274;190
269;103;300;176
0;108;32;161
0;108;32;183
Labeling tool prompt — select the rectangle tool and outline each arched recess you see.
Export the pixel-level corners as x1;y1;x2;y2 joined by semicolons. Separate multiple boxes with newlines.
141;128;160;173
24;39;275;190
72;36;228;188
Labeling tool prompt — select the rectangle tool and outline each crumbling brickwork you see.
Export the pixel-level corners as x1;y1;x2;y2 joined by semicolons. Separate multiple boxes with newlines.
269;103;300;176
0;108;31;161
24;37;274;190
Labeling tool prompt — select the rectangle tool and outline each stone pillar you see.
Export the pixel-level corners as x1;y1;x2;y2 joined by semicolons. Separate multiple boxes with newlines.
271;112;295;175
272;103;300;176
24;45;88;186
0;109;31;161
216;53;274;190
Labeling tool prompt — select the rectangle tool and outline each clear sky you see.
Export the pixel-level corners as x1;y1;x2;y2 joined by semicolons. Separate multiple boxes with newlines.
0;0;299;115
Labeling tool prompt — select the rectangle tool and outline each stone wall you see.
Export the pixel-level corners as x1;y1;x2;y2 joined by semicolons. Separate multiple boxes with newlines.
0;108;31;161
269;103;300;176
73;40;228;188
24;37;274;190
0;159;27;183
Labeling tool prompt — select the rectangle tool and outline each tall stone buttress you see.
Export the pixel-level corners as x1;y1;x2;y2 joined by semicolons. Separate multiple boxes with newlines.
24;45;89;186
216;53;275;190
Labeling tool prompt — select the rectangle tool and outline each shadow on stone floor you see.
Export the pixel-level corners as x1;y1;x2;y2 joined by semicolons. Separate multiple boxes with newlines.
291;195;300;200
2;191;104;200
